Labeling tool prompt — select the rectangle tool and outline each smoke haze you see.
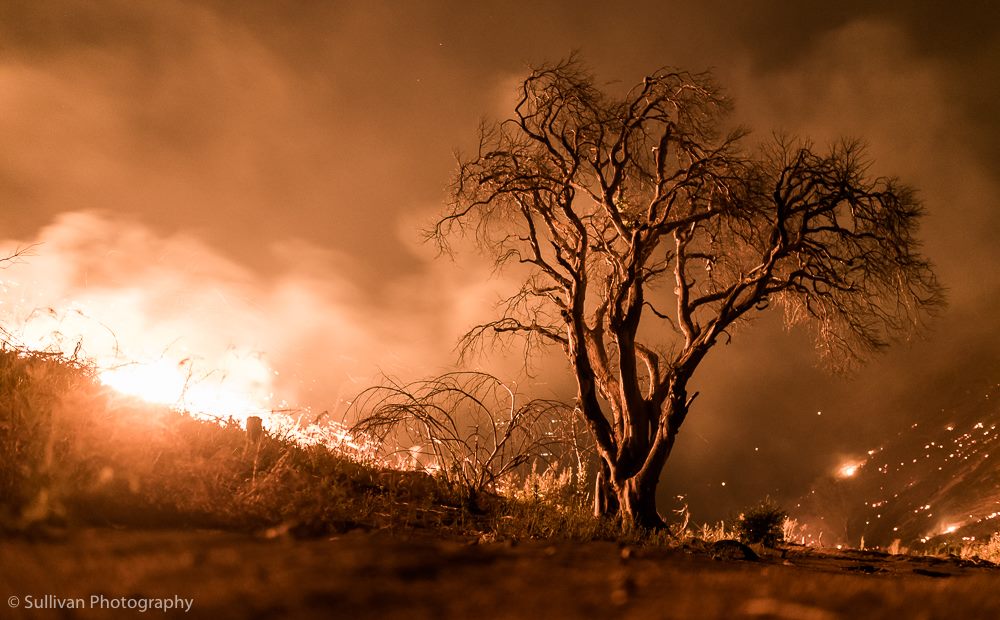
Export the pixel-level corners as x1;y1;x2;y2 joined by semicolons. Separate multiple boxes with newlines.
1;0;997;520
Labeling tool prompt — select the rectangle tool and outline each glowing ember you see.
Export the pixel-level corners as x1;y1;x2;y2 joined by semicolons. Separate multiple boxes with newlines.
836;459;865;479
839;464;859;478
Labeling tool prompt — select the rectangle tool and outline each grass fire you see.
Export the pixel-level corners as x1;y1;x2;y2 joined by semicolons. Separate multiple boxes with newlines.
2;3;1000;618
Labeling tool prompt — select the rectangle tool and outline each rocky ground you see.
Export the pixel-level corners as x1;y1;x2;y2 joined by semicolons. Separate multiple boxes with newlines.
2;528;1000;619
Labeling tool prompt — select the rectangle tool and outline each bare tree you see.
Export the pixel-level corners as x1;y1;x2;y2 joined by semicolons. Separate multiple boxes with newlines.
349;372;589;500
432;57;944;529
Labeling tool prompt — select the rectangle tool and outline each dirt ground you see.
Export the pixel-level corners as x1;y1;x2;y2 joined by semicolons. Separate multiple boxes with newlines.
3;528;1000;619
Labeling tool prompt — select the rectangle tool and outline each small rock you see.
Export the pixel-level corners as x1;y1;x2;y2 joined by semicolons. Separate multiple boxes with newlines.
912;568;951;578
711;539;759;561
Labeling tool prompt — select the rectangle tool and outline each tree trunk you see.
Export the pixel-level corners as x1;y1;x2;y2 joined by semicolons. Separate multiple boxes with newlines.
593;460;619;518
617;475;664;529
594;386;689;528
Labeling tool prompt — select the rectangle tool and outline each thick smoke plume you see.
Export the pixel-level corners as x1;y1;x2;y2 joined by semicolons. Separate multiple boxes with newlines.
0;211;509;422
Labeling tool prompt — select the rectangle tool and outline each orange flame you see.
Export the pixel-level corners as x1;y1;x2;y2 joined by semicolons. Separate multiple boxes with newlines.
836;458;866;479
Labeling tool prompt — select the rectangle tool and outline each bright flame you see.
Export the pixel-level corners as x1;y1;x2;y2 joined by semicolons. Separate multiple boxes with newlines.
100;359;189;406
7;303;276;420
839;464;859;478
98;353;273;418
0;279;278;422
836;458;865;479
0;295;387;455
0;214;398;456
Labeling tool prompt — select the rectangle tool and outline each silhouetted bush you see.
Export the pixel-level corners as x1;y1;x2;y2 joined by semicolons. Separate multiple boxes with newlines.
737;499;787;547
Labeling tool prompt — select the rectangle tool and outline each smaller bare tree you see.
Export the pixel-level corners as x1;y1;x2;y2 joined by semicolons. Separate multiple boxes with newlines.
349;372;591;500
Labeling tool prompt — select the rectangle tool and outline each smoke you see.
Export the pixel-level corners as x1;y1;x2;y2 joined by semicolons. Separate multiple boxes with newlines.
0;1;496;283
0;1;527;420
0;211;505;418
0;209;554;446
662;19;1000;520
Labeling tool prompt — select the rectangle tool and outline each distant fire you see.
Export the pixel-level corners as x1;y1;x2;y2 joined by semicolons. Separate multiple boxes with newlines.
7;309;381;458
794;383;1000;549
836;458;865;479
100;360;193;406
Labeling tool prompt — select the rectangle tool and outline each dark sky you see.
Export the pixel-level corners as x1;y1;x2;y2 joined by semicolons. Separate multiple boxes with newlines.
1;0;998;520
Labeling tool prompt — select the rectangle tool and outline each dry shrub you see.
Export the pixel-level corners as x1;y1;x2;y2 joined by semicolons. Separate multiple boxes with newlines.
737;499;787;547
0;348;103;521
349;372;591;501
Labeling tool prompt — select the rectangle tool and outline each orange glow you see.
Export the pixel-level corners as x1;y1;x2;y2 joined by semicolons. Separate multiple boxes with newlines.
7;301;276;422
7;304;383;453
0;214;412;458
838;464;859;478
0;289;386;455
100;360;190;406
98;354;273;419
836;458;865;479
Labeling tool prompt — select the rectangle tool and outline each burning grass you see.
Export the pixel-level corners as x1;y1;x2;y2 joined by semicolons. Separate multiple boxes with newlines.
5;343;996;561
0;345;617;542
0;344;721;547
0;345;847;546
0;346;468;536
